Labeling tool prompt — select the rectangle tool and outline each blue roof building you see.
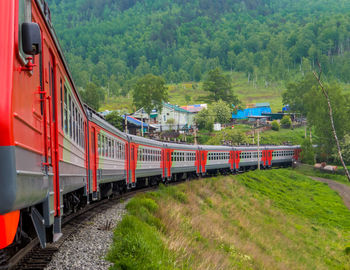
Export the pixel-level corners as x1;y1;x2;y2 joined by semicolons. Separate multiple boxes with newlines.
232;103;272;120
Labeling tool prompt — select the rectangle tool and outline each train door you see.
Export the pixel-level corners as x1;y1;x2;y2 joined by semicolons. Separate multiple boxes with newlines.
230;151;235;170
165;149;172;179
235;151;241;170
43;50;61;240
267;150;273;166
161;148;165;179
130;143;137;186
90;127;97;193
196;150;201;174
201;151;208;173
262;150;266;167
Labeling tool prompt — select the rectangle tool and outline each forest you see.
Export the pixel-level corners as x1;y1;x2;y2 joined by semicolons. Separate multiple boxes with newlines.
47;0;350;95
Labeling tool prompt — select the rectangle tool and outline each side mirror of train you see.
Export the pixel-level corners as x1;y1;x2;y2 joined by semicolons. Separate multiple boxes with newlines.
22;22;42;55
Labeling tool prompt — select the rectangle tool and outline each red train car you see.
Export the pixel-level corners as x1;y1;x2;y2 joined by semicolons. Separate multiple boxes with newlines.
0;0;88;250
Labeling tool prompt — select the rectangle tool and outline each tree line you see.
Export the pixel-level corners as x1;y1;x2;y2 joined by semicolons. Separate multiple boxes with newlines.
47;0;350;97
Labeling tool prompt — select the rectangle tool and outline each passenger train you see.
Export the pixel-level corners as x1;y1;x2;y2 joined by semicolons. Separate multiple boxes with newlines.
0;0;301;258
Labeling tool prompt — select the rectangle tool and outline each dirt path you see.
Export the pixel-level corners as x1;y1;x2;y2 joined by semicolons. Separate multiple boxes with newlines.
309;176;350;210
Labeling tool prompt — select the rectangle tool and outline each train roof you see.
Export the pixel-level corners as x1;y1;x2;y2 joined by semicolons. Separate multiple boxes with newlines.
264;145;300;150
164;142;199;150
127;134;164;147
199;145;232;151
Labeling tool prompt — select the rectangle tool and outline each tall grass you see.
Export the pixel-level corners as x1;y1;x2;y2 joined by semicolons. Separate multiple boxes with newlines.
108;170;350;269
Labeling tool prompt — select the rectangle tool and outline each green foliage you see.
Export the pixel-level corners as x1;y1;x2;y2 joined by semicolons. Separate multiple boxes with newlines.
282;73;318;114
335;134;350;165
280;115;292;128
79;82;102;110
271;120;280;131
132;74;168;115
259;127;305;145
159;184;188;203
208;100;232;124
105;111;124;131
107;195;177;269
194;109;214;131
206;129;248;145
236;170;350;230
107;215;176;270
48;0;350;96
203;68;239;104
301;139;315;165
304;82;350;158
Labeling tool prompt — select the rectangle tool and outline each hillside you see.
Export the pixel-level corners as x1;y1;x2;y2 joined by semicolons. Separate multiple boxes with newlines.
107;169;350;269
48;0;350;96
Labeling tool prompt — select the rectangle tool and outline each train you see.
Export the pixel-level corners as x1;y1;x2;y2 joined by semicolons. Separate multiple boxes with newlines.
0;0;301;259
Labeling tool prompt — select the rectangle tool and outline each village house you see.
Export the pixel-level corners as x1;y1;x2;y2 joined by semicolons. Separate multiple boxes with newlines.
132;102;195;131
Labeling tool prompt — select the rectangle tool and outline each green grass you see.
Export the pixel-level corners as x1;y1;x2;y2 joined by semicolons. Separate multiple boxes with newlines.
101;72;285;113
294;165;350;187
106;196;179;270
259;127;305;145
107;170;350;269
236;170;350;229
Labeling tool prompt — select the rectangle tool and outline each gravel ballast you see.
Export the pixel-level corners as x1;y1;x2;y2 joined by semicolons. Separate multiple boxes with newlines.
45;200;128;270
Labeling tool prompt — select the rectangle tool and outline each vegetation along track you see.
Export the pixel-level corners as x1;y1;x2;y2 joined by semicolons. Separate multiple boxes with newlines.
3;186;157;270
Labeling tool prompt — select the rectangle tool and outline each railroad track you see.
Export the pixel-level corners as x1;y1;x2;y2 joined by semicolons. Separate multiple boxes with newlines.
2;186;157;270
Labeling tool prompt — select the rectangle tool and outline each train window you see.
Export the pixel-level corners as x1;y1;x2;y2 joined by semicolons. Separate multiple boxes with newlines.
109;139;112;158
98;134;101;155
60;79;63;130
72;103;76;142
102;136;105;157
64;87;68;134
75;108;78;144
69;94;72;138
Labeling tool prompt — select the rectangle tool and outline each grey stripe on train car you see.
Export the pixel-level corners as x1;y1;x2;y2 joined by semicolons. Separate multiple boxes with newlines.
0;146;17;215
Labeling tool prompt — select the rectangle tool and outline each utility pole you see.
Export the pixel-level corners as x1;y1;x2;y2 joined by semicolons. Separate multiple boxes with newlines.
141;110;144;137
257;119;260;170
124;114;128;134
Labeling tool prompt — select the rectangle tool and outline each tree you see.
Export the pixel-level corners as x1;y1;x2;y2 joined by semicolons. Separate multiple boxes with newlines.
194;109;214;131
312;66;350;182
80;82;101;111
282;73;318;115
208;100;232;124
300;139;315;165
280;115;292;128
105;111;124;131
271;121;280;131
203;68;240;105
132;73;169;118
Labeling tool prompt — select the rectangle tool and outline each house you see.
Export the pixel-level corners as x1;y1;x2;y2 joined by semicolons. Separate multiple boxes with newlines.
232;102;272;120
132;102;195;132
122;115;156;135
180;104;207;113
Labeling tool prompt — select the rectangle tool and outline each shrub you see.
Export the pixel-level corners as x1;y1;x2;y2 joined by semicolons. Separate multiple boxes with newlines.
280;115;292;128
301;139;315;165
271;120;280;131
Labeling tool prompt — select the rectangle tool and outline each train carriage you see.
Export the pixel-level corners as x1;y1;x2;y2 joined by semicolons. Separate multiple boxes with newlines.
128;135;164;188
199;145;233;175
0;0;89;250
86;107;128;199
164;143;199;180
235;146;266;171
267;145;300;166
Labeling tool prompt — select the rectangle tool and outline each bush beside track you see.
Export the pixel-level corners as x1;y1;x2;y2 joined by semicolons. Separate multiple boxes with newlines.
107;169;350;269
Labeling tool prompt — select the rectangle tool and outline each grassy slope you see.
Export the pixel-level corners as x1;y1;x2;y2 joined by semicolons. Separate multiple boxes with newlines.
107;170;350;269
101;72;284;113
259;127;305;145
